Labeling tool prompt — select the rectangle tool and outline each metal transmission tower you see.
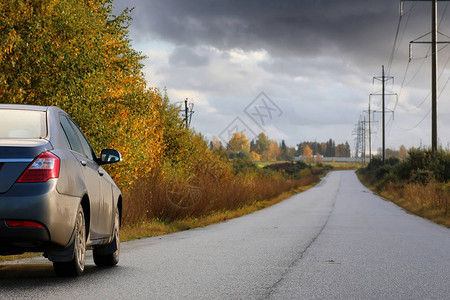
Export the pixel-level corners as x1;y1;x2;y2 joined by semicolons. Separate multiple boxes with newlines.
362;118;366;165
353;118;370;162
402;0;450;153
373;66;395;164
364;97;380;161
352;122;362;159
360;116;372;165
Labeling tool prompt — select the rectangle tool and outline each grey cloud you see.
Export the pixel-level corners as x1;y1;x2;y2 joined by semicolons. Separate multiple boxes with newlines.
112;0;450;148
169;46;210;67
115;0;432;65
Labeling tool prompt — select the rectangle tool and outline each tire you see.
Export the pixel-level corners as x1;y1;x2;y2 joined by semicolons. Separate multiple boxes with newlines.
93;208;120;267
53;205;86;276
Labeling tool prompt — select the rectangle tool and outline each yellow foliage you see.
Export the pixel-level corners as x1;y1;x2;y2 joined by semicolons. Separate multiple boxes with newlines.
0;0;163;190
250;151;261;161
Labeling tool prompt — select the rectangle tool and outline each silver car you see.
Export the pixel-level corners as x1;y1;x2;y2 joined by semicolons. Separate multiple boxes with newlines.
0;104;122;276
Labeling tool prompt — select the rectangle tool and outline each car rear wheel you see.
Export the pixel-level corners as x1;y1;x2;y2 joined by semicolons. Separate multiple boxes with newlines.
93;208;120;266
53;205;86;276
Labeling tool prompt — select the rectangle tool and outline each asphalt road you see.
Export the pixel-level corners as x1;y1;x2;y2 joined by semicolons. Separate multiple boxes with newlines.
1;171;449;299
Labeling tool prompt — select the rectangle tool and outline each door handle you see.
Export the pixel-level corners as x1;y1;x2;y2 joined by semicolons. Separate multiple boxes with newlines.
98;170;104;176
80;161;87;166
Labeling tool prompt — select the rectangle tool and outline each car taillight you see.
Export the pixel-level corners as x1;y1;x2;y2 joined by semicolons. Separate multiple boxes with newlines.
6;220;44;228
16;152;60;183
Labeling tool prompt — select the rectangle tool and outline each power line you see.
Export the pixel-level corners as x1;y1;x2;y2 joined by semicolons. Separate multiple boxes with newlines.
394;109;431;131
399;0;450;152
395;40;450;114
388;3;417;76
387;15;403;75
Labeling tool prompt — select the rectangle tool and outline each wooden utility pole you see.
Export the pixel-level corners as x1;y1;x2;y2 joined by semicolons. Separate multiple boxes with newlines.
177;98;195;128
184;98;189;128
373;66;394;164
368;101;372;160
382;66;386;163
403;0;450;153
432;0;438;152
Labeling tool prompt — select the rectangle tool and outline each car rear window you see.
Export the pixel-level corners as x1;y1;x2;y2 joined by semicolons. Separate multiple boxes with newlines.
0;109;47;139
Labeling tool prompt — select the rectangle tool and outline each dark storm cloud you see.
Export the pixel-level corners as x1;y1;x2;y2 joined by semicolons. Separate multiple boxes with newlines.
112;0;450;147
169;46;210;67
115;0;430;65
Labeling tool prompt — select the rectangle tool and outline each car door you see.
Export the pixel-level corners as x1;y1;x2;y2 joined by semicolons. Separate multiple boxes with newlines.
66;117;114;239
59;115;107;240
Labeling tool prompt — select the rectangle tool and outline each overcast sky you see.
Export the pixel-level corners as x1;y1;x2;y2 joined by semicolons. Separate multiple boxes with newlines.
114;0;450;153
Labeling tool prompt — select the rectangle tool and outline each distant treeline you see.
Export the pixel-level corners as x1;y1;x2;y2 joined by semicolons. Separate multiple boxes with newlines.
211;133;351;161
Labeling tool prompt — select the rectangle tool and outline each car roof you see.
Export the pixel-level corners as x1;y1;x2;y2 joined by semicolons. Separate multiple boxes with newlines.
0;104;67;114
0;104;50;112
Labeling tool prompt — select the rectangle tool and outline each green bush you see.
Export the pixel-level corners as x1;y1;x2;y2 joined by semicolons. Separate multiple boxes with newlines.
375;165;394;181
386;157;400;166
232;158;259;175
363;148;450;185
366;157;384;171
409;169;435;185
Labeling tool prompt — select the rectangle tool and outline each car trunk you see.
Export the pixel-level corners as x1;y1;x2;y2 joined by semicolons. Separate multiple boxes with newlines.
0;139;51;193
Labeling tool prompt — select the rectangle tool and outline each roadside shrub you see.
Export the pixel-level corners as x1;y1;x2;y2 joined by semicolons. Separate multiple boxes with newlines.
409;169;435;185
232;158;259;175
383;171;398;184
365;149;450;184
427;150;450;182
366;157;383;171
375;165;393;181
376;171;398;191
392;161;412;181
284;161;309;178
386;157;400;166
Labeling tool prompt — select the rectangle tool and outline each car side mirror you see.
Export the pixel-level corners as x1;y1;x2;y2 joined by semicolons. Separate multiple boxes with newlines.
99;149;122;165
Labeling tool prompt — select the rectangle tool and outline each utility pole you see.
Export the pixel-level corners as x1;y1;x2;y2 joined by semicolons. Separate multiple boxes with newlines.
382;66;385;163
177;98;195;128
359;116;372;164
368;101;372;160
364;98;379;162
184;98;189;128
363;117;366;165
432;0;438;152
373;66;394;164
352;122;361;159
403;0;450;153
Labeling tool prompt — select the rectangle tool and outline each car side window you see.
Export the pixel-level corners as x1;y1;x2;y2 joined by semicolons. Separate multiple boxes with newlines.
60;116;84;155
68;120;95;161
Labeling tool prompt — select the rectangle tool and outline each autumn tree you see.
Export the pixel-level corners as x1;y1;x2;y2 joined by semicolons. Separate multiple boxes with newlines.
0;0;163;188
316;153;323;163
227;132;250;153
297;141;321;157
399;145;408;160
336;142;351;157
249;151;261;161
255;132;271;155
261;140;281;161
210;136;224;151
302;145;313;163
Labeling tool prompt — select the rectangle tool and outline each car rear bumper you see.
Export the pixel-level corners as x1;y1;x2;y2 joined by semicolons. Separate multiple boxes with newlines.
0;221;50;254
0;179;80;252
